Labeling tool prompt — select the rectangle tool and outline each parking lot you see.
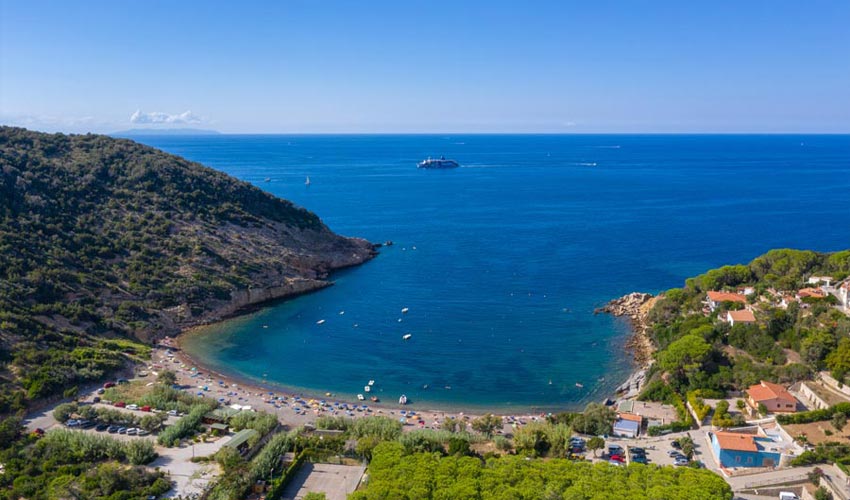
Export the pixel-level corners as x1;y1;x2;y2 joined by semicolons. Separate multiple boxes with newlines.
588;434;705;468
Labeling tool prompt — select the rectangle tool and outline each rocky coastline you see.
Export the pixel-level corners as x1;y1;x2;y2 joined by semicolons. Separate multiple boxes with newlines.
596;292;658;399
174;237;378;334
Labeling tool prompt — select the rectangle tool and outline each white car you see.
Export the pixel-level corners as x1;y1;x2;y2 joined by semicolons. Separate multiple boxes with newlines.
126;404;139;411
167;409;178;416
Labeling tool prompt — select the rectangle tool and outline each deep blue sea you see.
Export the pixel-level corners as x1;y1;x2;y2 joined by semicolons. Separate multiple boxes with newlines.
133;134;850;412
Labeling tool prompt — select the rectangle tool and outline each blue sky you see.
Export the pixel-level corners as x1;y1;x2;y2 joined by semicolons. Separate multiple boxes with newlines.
1;1;848;133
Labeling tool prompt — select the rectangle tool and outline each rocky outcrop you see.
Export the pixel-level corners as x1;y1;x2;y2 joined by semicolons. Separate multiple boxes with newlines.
597;292;657;368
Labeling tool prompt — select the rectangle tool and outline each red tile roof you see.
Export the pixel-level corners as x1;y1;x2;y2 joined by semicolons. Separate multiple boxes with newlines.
715;432;758;452
798;288;827;298
707;291;747;304
728;310;756;323
618;413;642;423
747;380;796;404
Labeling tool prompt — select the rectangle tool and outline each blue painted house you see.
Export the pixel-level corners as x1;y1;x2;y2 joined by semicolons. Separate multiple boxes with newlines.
710;431;782;468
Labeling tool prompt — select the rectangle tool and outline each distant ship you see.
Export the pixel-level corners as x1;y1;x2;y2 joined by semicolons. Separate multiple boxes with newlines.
417;156;459;169
305;176;311;186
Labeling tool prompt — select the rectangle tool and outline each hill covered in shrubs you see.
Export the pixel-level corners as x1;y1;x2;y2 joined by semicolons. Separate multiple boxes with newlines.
0;127;374;412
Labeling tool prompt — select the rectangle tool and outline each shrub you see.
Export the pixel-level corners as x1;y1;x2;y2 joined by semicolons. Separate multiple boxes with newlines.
125;439;158;465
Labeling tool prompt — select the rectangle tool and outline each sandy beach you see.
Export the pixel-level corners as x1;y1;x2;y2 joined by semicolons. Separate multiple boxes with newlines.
160;336;552;434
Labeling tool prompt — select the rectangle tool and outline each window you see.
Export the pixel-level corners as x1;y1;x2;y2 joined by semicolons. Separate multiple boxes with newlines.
735;456;741;464
746;456;753;464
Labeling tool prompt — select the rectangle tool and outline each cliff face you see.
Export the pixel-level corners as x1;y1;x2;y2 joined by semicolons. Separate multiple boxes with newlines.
0;127;375;407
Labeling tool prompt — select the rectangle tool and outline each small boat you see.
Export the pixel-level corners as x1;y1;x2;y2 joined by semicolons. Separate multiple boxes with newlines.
357;394;365;401
401;307;409;314
364;385;371;393
316;319;325;325
305;176;311;186
264;177;271;182
399;394;408;405
418;156;459;169
368;380;375;386
370;396;379;402
339;310;345;315
402;334;412;340
575;382;584;388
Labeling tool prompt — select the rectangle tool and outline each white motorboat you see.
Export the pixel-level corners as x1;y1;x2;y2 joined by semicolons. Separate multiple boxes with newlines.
402;334;412;340
398;394;408;405
357;394;365;401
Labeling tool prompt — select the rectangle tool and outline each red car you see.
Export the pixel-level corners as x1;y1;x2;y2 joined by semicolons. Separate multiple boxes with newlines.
609;454;625;463
141;406;151;412
114;401;126;408
103;382;116;389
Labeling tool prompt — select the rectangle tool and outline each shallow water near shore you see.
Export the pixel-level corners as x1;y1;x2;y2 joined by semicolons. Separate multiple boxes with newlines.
139;134;850;411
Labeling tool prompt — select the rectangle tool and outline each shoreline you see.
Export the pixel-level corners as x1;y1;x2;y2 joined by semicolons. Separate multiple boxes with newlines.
161;335;562;432
172;329;592;416
163;294;656;419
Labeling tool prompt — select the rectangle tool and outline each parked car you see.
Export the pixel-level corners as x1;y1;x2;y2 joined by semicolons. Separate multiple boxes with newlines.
117;427;127;434
107;425;119;433
126;428;138;435
103;382;115;389
80;420;95;429
114;401;126;408
167;409;178;417
674;457;690;466
66;419;80;427
97;388;106;394
92;396;101;403
126;404;139;411
138;429;150;436
141;405;151;412
117;378;129;385
96;423;109;431
670;440;682;449
667;450;681;457
609;454;625;463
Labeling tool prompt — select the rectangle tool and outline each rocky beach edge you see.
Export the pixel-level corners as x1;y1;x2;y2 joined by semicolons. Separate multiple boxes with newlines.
596;292;658;400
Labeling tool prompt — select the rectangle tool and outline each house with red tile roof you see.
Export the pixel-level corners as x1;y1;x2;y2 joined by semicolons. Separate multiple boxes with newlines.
746;380;797;413
710;430;782;468
706;291;748;312
797;287;827;300
726;309;756;327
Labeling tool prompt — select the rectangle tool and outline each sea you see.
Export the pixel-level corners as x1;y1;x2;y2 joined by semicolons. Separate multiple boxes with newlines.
131;134;850;412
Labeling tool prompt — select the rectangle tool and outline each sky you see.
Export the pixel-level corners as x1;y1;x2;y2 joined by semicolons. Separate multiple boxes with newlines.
1;1;849;134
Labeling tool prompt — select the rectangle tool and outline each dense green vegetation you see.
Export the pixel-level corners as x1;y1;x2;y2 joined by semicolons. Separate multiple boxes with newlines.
641;249;850;403
0;421;167;499
0;127;370;413
350;441;732;500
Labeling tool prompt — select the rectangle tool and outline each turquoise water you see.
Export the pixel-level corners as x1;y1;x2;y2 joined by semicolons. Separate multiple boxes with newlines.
135;134;850;411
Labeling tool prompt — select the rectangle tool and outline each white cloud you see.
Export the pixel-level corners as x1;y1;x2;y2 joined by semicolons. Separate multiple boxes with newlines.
130;109;202;125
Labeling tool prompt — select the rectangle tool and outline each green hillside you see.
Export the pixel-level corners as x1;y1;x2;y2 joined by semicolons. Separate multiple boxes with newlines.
0;127;374;412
